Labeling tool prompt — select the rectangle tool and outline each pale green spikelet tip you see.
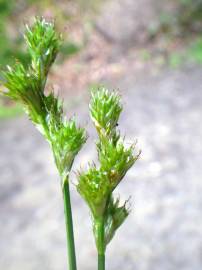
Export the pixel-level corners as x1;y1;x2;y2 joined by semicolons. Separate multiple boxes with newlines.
89;87;122;136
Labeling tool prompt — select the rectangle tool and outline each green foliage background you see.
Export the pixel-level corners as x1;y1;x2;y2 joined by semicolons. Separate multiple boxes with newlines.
0;0;202;118
178;0;202;29
0;0;94;119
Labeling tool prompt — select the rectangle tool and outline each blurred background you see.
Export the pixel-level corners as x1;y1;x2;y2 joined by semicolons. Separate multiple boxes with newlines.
0;0;202;269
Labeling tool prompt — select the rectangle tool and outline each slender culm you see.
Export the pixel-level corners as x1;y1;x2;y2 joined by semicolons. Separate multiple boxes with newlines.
0;17;87;270
97;218;105;270
63;177;77;270
77;87;140;269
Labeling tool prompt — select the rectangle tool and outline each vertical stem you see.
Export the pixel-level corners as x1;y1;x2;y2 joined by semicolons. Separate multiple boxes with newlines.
97;218;105;270
63;177;77;270
98;254;105;270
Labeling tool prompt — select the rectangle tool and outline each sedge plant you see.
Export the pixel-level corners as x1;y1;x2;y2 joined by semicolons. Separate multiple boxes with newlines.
0;17;87;270
0;17;140;270
77;88;140;270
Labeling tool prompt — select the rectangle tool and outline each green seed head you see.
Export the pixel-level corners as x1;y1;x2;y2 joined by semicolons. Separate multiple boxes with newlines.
1;18;61;127
1;17;86;178
102;196;130;247
98;137;139;189
25;17;62;80
77;87;140;251
51;119;87;177
89;87;122;138
77;167;111;217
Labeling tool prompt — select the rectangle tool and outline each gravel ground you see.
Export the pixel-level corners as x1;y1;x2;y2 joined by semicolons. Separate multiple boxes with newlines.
0;67;202;270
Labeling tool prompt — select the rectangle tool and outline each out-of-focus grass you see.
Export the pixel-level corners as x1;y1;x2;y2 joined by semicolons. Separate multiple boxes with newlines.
168;36;202;68
139;49;151;61
188;37;202;63
0;101;23;120
169;53;184;69
178;0;202;29
0;1;28;66
0;0;97;67
75;0;104;13
60;42;81;58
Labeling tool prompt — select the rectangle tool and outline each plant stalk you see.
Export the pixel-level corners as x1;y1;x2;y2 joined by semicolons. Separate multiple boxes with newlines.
63;176;77;270
98;253;105;270
97;218;105;270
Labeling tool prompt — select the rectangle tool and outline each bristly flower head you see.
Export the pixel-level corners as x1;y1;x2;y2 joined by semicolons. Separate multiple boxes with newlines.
77;167;111;217
99;196;130;248
89;87;122;137
51;118;87;178
25;17;62;81
2;63;47;128
1;17;61;126
98;138;140;189
77;87;140;251
0;17;86;180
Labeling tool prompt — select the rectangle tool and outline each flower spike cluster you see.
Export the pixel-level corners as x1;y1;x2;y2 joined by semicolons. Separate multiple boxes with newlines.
89;88;122;137
1;17;87;180
25;18;61;85
1;17;141;270
0;17;87;270
77;87;140;252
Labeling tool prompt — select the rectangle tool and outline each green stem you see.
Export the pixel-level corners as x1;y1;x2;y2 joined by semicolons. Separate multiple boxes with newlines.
97;218;105;270
98;253;105;270
63;176;77;270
